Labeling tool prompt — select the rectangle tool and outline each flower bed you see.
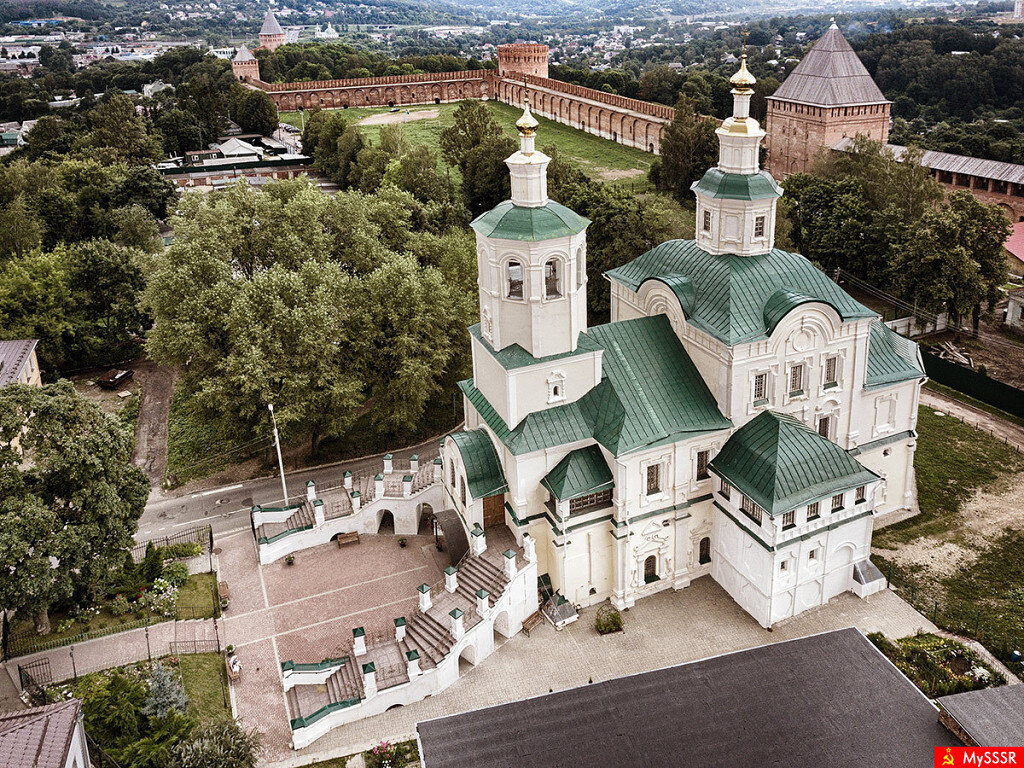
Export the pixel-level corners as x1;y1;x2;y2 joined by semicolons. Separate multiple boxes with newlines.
868;632;1006;698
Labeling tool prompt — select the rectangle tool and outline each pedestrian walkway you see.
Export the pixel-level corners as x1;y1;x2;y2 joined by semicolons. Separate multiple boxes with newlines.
921;388;1024;452
261;577;936;767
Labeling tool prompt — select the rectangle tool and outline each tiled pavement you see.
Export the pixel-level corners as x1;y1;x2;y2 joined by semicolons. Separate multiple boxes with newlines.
266;578;938;767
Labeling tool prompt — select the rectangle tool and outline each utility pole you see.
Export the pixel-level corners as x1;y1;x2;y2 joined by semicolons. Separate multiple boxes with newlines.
268;403;288;505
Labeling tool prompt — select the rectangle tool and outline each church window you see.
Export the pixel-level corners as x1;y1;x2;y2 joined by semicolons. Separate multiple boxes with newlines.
570;489;612;514
789;364;805;395
831;493;844;512
720;481;730;500
696;450;710;481
548;372;566;403
449;461;455;488
809;548;818;561
856;485;867;503
545;259;561;298
643;555;658;583
779;560;788;572
460;477;467;506
507;260;524;299
753;372;768;404
754;215;766;238
702;209;711;232
698;537;711;565
824;356;838;387
741;496;762;525
817;415;832;439
646;464;661;496
807;501;820;521
782;511;795;530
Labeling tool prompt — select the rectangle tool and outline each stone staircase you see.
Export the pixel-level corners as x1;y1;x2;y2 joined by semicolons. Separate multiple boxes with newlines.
455;554;509;609
284;656;364;725
256;500;317;541
326;657;364;702
400;610;453;669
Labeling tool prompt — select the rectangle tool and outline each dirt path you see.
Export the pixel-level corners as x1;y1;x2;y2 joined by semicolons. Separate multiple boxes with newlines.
920;388;1024;451
132;360;177;488
358;109;438;126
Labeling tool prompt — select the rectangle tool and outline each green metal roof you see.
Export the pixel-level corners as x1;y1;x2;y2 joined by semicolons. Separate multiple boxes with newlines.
708;411;878;516
468;323;593;371
864;323;925;390
541;445;614;501
460;315;731;457
470;200;590;242
449;429;508;499
690;168;783;201
606;240;877;345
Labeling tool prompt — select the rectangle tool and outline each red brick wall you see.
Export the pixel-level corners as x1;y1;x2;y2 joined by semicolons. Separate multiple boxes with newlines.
497;44;549;80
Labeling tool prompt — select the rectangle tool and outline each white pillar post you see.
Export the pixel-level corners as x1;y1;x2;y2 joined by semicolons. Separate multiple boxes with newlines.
362;662;377;698
418;583;432;612
343;471;353;490
394;617;406;642
383;454;393;474
313;499;325;527
470;524;486;556
353;627;366;657
444;566;458;593
503;549;517;580
476;589;490;615
523;533;536;563
306;479;316;501
406;649;421;679
374;474;384;499
409;455;419;473
403;475;412;498
449;608;464;640
350;490;361;511
251;505;263;527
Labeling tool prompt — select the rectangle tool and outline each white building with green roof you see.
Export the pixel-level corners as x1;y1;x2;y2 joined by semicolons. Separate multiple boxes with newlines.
441;58;924;628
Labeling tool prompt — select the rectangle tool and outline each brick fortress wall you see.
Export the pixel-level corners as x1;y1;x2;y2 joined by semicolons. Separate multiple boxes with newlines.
235;44;671;154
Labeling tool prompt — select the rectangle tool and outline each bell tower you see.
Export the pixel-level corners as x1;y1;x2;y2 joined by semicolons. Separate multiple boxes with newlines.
470;103;591;360
691;54;782;257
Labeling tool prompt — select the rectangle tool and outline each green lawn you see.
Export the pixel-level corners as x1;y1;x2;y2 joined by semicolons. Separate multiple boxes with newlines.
281;100;655;191
298;759;348;768
178;653;231;724
177;572;218;620
924;380;1024;428
875;406;1024;547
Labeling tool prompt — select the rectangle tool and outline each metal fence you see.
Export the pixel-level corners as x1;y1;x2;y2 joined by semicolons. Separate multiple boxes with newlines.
131;524;214;564
17;658;51;706
921;350;1024;420
168;639;220;655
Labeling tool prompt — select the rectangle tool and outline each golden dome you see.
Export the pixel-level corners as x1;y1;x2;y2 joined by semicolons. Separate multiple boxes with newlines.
730;54;757;89
516;100;539;135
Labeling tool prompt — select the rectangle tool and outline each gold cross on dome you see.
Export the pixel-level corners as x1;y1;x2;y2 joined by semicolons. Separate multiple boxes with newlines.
742;29;748;50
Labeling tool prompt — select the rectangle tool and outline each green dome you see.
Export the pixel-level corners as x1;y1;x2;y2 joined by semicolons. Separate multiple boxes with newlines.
691;168;783;201
471;200;590;242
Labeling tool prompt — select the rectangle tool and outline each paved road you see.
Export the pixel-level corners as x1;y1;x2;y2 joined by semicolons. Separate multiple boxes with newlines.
920;388;1024;452
136;435;444;541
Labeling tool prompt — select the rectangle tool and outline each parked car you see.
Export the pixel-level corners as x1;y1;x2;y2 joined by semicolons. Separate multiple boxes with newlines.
97;369;134;390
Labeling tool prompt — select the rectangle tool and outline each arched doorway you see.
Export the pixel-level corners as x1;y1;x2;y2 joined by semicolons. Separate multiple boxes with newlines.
643;555;657;583
377;509;395;535
458;644;478;675
417;503;434;534
699;537;711;565
493;610;511;645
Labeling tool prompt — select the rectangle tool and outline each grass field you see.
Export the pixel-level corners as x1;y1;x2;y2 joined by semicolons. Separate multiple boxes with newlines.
177;572;218;619
280;100;655;191
178;653;232;724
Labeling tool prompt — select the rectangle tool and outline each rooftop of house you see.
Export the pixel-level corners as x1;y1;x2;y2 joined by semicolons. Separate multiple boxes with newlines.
1005;221;1024;270
416;627;958;768
938;685;1024;747
709;410;878;516
460;314;731;457
835;138;1024;186
768;22;889;107
605;239;878;345
0;700;82;768
0;338;38;387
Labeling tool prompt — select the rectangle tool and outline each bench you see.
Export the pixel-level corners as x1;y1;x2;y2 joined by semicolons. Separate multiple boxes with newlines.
218;581;229;601
522;611;543;637
336;531;360;547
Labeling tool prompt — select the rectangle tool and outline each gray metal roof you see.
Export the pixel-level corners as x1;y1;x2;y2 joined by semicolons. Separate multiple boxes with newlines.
0;700;82;768
0;339;37;386
938;685;1024;747
417;628;958;768
259;10;284;36
836;138;1024;186
233;44;255;62
769;23;889;107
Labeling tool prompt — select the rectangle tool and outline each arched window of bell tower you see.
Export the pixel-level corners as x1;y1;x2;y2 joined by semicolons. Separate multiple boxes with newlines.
507;260;524;299
576;247;585;288
544;259;561;298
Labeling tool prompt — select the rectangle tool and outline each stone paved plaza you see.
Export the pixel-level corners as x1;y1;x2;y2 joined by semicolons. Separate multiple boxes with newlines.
216;516;938;767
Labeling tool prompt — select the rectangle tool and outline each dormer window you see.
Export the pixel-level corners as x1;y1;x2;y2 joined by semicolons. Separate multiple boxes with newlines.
754;215;766;238
547;371;566;403
702;209;711;232
507;260;523;299
545;259;561;298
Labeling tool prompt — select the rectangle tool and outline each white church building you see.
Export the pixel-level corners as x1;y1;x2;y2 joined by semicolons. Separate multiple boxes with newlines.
442;56;925;629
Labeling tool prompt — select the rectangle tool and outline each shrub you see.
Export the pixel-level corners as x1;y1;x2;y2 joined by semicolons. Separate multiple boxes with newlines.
110;595;131;616
595;605;623;635
162;541;203;561
142;577;179;617
163;563;190;587
141;541;164;586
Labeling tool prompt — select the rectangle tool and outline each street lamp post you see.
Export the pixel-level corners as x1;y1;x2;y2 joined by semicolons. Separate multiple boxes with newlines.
268;403;288;505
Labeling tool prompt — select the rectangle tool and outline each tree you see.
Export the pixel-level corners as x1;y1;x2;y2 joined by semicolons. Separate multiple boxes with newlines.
440;99;503;170
235;89;278;137
460;134;516;215
169;721;261;768
0;381;148;632
0;195;42;260
112;166;176;219
141;663;189;719
0;250;74;371
651;97;718;203
83;94;163;163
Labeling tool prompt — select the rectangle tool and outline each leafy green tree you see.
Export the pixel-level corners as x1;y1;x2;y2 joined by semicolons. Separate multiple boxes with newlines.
156;107;203;156
113;166;177;219
141;663;189;719
235;89;278;137
169;721;261;768
651;97;718;203
440;99;503;170
109;204;162;254
83;94;163;163
460;134;516;215
0;381;148;632
0;195;42;260
0;250;73;371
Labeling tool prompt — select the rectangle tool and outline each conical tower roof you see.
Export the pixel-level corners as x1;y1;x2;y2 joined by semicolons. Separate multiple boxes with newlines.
260;10;284;36
770;21;888;107
233;44;254;62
